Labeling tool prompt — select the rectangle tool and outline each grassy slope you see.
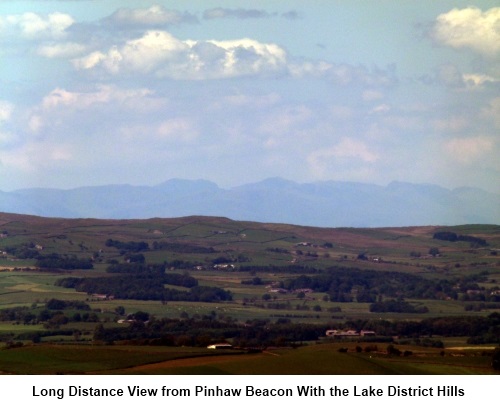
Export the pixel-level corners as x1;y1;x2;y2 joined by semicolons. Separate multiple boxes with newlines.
0;342;496;375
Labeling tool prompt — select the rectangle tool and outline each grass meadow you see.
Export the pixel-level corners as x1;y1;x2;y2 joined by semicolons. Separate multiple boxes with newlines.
1;341;494;375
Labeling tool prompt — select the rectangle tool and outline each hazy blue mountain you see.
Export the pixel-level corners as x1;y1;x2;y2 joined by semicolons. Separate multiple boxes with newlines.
1;178;498;227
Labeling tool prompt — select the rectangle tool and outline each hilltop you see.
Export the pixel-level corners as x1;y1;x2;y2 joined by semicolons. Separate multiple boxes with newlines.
2;178;499;227
1;211;498;287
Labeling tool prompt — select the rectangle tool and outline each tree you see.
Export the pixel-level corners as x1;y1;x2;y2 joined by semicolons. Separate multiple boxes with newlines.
93;324;105;341
124;253;145;263
429;247;440;257
132;311;149;322
115;306;125;316
386;344;401;356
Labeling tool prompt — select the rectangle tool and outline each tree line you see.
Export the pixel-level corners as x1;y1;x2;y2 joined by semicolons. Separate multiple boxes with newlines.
278;266;496;302
433;231;488;246
55;263;231;302
90;312;500;347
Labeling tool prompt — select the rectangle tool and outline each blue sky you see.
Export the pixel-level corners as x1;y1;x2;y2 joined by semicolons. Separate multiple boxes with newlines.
0;1;499;193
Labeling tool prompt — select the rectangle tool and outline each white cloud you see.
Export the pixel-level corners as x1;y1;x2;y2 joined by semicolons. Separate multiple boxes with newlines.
290;61;397;86
2;84;171;178
421;64;500;90
444;136;495;164
222;93;280;108
281;11;300;20
370;104;391;114
329;105;355;120
29;85;161;136
156;118;198;142
201;7;298;22
258;106;312;136
203;8;272;20
462;73;499;90
0;145;33;172
308;137;379;175
37;42;87;58
28;115;43;133
331;138;379;162
436;63;464;87
0;101;15;147
72;50;108;70
482;97;500;128
70;29;397;85
73;30;289;79
73;31;189;74
50;145;73;161
0;141;73;174
432;116;468;132
203;38;287;77
0;101;14;122
0;130;15;147
362;90;384;102
0;12;74;39
40;85;154;111
106;5;197;27
431;7;500;57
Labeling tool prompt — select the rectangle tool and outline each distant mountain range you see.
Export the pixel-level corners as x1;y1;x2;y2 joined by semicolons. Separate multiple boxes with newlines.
1;178;499;227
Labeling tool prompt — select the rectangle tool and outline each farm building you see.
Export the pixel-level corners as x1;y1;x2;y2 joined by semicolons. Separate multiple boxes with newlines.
326;330;376;337
207;343;233;350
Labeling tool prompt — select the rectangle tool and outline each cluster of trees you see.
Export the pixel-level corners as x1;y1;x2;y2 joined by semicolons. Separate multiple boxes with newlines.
241;277;266;285
106;262;164;274
433;231;488;247
278;267;426;301
92;316;325;347
55;263;231;302
36;253;93;270
0;300;100;332
464;302;500;312
45;298;90;311
107;263;198;287
151;241;216;254
123;253;146;263
422;313;500;344
277;267;494;302
239;264;321;274
3;243;42;259
340;313;500;344
3;244;93;270
211;254;250;265
105;239;149;252
369;299;429;313
266;247;290;254
0;306;39;323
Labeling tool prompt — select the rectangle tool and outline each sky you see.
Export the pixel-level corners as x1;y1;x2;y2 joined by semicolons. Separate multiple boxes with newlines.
0;1;499;193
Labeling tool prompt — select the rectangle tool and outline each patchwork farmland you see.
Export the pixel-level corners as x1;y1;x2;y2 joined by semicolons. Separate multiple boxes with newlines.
0;212;499;374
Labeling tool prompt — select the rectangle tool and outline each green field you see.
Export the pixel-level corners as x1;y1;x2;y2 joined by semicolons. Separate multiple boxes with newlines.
0;342;496;375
